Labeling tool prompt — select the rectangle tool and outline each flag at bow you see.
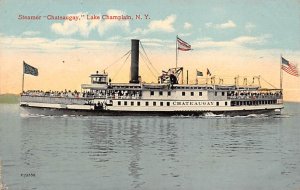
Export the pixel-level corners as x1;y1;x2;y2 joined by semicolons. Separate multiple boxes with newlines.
23;61;38;76
177;36;192;51
196;70;203;76
281;57;299;77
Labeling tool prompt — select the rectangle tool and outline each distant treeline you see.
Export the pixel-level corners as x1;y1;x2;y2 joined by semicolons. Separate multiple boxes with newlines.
0;94;20;104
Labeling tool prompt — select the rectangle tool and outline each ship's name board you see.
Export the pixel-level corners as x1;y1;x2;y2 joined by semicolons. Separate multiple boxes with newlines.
172;101;214;106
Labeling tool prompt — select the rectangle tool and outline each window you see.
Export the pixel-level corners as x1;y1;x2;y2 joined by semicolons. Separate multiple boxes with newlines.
145;102;149;106
168;91;171;96
150;91;154;96
137;102;140;106
160;102;163;106
222;92;225;96
118;101;121;106
153;102;156;106
159;91;163;96
131;101;134;106
199;92;202;96
124;101;127;106
167;102;170;106
191;92;194;96
216;102;219;106
182;92;185;96
215;92;218;96
225;102;227;106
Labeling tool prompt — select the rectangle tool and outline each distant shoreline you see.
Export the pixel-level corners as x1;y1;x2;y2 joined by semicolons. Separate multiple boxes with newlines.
0;94;20;104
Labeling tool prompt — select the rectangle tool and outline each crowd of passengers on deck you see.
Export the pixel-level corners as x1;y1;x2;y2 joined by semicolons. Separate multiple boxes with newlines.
227;91;282;99
22;90;141;99
22;89;281;100
22;90;82;98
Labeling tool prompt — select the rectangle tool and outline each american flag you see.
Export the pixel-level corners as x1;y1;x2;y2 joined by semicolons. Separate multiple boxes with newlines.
177;37;191;51
281;57;299;77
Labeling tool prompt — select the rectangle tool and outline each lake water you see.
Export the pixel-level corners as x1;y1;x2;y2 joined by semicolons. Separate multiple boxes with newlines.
0;103;300;190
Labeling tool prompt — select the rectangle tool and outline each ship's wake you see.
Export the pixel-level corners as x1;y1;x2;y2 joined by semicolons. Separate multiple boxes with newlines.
171;112;291;119
20;112;290;119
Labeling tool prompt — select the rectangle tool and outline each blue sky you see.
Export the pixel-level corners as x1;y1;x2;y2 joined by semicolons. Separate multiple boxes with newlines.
0;0;299;51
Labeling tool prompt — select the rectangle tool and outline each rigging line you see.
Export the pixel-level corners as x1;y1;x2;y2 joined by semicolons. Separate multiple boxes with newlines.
139;51;157;77
140;43;160;75
139;52;158;80
260;77;278;89
111;51;131;80
140;51;164;81
139;52;158;78
103;50;131;71
139;41;160;75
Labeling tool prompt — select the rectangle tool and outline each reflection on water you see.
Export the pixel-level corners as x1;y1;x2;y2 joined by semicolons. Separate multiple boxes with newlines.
0;104;300;190
84;117;179;189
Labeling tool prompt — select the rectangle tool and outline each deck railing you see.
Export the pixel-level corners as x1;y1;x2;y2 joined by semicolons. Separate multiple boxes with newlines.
21;95;92;105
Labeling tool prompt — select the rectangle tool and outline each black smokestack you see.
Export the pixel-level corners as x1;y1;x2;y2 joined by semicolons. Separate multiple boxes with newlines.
130;39;139;83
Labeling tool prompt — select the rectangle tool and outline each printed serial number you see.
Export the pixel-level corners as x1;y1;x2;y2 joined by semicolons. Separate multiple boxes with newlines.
20;173;36;177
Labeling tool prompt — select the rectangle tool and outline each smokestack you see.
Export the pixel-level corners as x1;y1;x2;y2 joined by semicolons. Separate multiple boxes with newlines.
130;39;139;83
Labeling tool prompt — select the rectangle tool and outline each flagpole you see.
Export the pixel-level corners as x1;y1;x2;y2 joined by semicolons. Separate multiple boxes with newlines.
176;35;178;68
22;61;25;93
280;54;283;90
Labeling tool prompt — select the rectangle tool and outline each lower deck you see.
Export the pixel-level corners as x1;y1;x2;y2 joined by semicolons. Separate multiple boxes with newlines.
20;104;282;117
20;95;283;116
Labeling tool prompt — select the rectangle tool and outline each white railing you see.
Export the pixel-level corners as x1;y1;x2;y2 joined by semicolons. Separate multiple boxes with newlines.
21;95;91;105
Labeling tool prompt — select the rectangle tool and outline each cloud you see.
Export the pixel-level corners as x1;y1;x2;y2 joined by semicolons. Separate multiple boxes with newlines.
132;28;144;35
205;20;236;29
148;14;176;32
184;22;192;30
233;35;266;44
179;32;192;37
0;34;120;52
21;31;41;36
133;14;177;35
0;32;271;54
245;22;256;32
193;35;270;49
97;9;130;35
51;12;99;37
51;10;129;37
217;20;236;29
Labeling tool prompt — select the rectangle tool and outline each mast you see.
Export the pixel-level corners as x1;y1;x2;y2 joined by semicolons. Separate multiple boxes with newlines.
22;62;25;92
280;54;283;90
186;70;189;84
176;35;178;68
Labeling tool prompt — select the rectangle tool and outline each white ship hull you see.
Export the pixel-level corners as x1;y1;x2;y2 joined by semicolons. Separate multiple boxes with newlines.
20;98;283;116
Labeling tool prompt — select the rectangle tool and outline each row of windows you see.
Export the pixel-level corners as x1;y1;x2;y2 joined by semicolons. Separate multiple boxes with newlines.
151;91;172;96
112;86;141;89
216;102;228;106
150;91;203;96
118;101;171;106
215;92;226;96
116;101;228;107
231;100;277;106
150;91;229;97
173;86;213;90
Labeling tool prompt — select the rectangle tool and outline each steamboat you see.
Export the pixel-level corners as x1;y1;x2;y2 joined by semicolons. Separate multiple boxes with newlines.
20;39;283;116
